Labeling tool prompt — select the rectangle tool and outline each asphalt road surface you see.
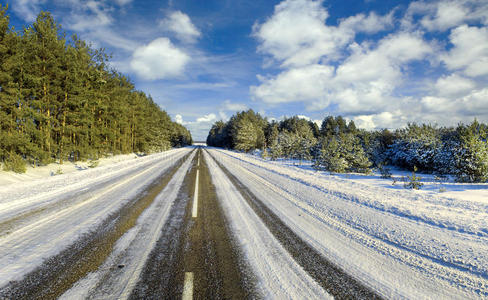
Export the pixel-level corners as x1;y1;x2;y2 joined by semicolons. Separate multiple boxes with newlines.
0;147;381;299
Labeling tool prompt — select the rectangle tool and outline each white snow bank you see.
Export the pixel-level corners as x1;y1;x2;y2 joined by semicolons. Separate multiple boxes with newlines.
0;153;148;187
209;148;488;299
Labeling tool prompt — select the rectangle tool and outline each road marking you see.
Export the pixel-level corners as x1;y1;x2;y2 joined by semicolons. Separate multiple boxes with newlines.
182;272;194;300
192;169;199;218
197;156;200;167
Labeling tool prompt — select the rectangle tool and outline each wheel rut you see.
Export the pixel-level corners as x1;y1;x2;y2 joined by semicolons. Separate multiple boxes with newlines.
207;149;383;300
130;148;256;299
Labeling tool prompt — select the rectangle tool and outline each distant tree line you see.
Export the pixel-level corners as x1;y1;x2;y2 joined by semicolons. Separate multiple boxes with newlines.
0;6;192;172
207;109;488;183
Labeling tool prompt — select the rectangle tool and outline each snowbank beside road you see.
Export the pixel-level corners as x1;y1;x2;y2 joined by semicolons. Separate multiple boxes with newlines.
0;152;167;187
209;148;488;298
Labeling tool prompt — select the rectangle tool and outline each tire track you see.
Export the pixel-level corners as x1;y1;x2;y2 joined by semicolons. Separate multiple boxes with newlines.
206;149;382;300
130;148;255;299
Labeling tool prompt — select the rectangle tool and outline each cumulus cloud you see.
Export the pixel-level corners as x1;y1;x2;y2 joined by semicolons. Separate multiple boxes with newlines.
251;64;334;106
339;11;394;34
174;114;184;124
160;11;201;44
252;0;488;130
420;1;471;31
434;74;476;97
404;0;488;32
353;111;404;130
251;31;432;114
252;0;353;67
196;113;217;123
252;0;394;68
130;37;190;80
441;25;488;77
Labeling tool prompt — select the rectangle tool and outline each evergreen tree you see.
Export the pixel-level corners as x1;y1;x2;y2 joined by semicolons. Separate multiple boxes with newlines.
0;8;192;172
453;120;488;182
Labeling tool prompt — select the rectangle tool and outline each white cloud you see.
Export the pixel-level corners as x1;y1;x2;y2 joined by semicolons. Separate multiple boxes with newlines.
441;25;488;77
249;0;488;129
251;31;432;114
67;1;113;32
404;0;488;32
11;0;46;22
296;115;310;120
340;11;393;34
174;114;184;124
130;37;190;80
251;0;448;124
251;64;334;106
420;87;488;117
337;33;432;82
434;74;476;97
196;113;217;123
218;110;228;121
252;0;353;67
222;100;248;112
160;11;201;44
420;1;470;31
420;96;455;114
353;111;403;130
460;88;488;115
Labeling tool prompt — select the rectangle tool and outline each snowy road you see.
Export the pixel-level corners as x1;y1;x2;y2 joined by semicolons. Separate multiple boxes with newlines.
1;146;486;299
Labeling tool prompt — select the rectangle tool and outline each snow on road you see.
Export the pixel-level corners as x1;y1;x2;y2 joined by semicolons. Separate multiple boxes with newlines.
204;150;332;299
60;150;196;299
208;148;488;299
0;148;192;288
0;149;187;223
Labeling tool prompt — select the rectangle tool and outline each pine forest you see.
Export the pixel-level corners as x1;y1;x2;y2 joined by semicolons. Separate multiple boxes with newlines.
0;6;192;173
207;110;488;183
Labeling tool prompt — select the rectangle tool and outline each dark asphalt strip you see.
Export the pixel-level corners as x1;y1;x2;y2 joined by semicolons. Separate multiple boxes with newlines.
130;148;256;299
207;150;383;300
0;151;192;300
127;154;194;299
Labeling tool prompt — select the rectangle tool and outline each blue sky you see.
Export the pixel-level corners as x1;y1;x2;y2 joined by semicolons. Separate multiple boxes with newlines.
4;0;488;140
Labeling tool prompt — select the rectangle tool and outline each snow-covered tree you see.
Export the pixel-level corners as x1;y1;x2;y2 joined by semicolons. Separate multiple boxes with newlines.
453;121;488;182
313;133;371;173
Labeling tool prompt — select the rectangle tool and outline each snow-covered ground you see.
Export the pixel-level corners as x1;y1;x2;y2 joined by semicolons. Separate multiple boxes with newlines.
0;148;193;288
0;153;148;187
2;146;486;298
209;148;488;299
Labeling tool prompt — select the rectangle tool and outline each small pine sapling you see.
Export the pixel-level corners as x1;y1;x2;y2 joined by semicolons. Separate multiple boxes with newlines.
404;166;424;190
